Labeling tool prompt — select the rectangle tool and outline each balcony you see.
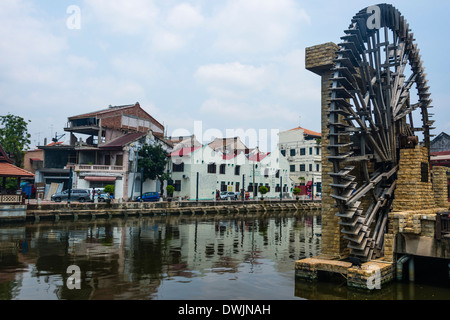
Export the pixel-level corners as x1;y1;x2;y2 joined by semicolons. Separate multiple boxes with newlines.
67;164;125;172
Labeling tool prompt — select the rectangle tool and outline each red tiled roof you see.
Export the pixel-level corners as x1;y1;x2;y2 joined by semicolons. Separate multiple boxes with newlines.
431;151;450;156
248;152;270;162
0;162;34;178
46;141;64;147
0;145;13;164
223;154;238;160
169;147;201;157
288;127;321;137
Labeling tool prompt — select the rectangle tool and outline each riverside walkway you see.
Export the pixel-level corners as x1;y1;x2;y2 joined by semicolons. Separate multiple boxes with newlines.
20;199;321;223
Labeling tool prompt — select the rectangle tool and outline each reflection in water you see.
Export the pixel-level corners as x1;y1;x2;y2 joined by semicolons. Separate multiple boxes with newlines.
2;213;449;300
0;213;321;300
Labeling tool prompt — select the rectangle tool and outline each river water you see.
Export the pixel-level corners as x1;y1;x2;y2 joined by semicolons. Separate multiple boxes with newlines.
0;212;449;300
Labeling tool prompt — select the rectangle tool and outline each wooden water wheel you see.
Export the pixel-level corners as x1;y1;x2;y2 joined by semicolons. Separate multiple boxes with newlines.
329;4;434;261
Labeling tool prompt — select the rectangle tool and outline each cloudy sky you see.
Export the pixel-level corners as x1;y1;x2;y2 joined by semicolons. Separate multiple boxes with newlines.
1;0;449;151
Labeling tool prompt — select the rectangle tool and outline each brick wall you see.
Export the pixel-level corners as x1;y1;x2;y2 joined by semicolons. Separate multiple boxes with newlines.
393;146;436;212
432;166;449;209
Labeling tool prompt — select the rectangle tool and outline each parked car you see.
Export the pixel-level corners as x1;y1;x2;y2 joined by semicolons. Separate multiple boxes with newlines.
51;189;91;203
220;191;237;200
135;192;160;202
96;193;110;202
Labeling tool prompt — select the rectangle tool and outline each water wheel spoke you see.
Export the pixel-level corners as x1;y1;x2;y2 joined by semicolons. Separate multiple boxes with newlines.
329;4;433;261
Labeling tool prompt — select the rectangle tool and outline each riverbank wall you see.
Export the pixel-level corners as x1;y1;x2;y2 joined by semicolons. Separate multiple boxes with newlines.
15;199;321;223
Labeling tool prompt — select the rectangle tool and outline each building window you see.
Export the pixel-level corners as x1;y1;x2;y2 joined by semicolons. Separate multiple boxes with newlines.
316;182;322;193
220;164;226;174
208;163;217;174
316;164;320;172
221;181;227;192
275;170;280;178
235;165;241;175
281;150;286;156
290;165;296;172
275;184;281;192
116;154;123;166
173;163;185;172
290;149;296;157
309;164;313;172
316;147;320;155
300;164;306;172
248;183;254;192
300;148;306;156
309;147;313;155
264;168;269;178
174;180;182;192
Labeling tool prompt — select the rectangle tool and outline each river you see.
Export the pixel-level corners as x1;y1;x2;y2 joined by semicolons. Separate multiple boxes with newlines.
0;212;449;300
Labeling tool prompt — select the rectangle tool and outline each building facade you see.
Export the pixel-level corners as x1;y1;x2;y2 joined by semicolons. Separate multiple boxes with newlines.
168;138;294;201
278;127;322;197
36;102;171;201
430;132;450;153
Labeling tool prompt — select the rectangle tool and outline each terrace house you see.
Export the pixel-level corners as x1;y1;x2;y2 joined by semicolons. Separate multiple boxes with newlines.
62;102;169;201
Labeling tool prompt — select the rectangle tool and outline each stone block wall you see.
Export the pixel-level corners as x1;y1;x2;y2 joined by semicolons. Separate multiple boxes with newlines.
433;166;449;209
306;42;346;258
392;146;436;212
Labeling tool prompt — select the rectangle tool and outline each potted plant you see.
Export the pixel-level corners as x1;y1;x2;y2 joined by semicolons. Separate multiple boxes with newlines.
258;186;269;201
166;185;175;202
293;187;302;201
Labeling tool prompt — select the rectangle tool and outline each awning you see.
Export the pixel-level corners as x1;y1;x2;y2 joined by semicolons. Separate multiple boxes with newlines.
306;181;313;187
0;162;34;178
84;176;117;182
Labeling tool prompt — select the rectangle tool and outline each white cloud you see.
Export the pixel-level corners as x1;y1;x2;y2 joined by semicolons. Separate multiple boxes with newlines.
195;62;273;99
166;3;204;30
67;55;97;70
200;98;297;124
84;0;159;35
209;0;310;53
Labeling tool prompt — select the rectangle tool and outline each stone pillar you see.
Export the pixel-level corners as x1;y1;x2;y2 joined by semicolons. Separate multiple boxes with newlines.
392;146;436;212
432;166;449;209
305;42;345;258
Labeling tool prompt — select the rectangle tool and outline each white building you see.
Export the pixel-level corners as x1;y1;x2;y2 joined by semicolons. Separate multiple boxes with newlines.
72;130;171;201
168;138;294;201
278;127;322;197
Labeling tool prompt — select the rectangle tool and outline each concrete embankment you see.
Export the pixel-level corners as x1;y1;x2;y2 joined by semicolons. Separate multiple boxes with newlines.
21;199;321;223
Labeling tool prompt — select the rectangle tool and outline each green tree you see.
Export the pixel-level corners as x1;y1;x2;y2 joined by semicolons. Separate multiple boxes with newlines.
138;143;169;195
104;184;115;194
166;185;175;197
293;187;302;200
0;114;31;168
258;186;269;199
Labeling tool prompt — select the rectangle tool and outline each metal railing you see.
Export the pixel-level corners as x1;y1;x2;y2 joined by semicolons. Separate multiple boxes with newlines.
67;164;124;172
436;212;450;240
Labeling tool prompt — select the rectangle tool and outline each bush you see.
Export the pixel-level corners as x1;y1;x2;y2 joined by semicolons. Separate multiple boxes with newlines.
104;185;115;194
166;185;175;196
